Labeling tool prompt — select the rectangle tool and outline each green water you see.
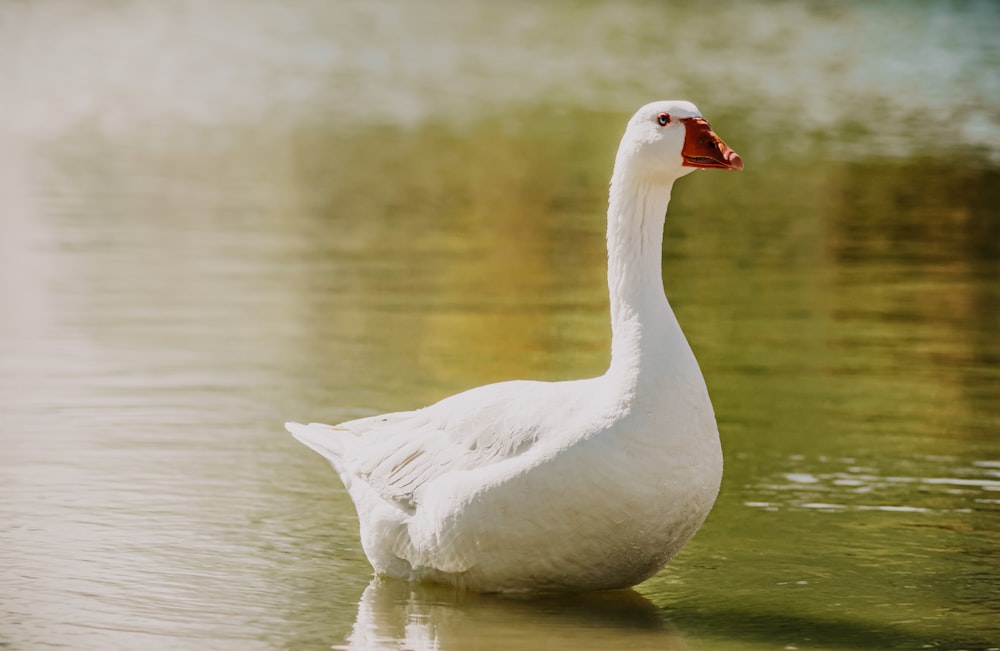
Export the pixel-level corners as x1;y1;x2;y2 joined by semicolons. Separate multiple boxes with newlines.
1;1;998;649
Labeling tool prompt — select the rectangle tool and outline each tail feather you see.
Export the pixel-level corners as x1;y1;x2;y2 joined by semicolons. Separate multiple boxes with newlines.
286;421;350;472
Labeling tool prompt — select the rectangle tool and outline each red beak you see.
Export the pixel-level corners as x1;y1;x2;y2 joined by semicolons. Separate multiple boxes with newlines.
681;118;743;171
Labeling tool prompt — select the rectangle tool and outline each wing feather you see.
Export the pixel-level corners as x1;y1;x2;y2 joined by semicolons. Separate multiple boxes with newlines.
290;379;577;511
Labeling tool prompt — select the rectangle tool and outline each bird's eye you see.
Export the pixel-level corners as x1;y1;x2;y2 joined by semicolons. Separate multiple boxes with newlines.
656;113;671;126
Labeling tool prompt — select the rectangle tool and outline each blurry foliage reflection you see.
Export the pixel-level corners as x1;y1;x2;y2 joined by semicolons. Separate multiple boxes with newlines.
284;114;620;401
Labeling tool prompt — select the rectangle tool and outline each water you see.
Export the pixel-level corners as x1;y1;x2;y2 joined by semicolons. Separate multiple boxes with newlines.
1;1;998;649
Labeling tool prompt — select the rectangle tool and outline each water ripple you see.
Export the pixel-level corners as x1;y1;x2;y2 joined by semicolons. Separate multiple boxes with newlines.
744;455;1000;514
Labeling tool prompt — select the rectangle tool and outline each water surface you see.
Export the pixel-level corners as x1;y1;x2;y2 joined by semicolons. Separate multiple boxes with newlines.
1;1;998;649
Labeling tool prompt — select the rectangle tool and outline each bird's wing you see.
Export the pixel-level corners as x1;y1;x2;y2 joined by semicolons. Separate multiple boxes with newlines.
289;379;580;511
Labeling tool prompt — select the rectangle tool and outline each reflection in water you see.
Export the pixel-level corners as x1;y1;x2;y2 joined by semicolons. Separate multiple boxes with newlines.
341;579;685;651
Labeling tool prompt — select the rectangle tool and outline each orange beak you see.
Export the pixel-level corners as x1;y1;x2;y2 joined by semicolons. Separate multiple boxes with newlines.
681;118;743;171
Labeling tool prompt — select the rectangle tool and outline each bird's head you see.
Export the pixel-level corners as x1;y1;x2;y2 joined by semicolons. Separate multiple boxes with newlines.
616;100;743;182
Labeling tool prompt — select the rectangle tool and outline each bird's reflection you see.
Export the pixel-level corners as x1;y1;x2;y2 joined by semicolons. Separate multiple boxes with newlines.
337;577;689;651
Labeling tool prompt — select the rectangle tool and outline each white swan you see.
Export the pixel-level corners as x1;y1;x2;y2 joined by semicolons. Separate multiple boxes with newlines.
287;100;743;593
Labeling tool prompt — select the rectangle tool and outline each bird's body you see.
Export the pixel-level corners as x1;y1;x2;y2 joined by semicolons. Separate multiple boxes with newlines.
288;100;742;593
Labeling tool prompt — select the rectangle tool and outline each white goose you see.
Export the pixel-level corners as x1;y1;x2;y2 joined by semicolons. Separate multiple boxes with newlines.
287;100;743;593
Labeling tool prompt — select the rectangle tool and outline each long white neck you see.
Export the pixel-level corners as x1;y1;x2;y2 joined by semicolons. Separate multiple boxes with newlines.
604;165;683;382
